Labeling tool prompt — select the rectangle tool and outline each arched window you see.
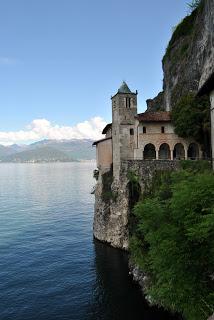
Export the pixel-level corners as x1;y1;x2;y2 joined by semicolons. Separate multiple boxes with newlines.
188;143;199;160
143;143;156;160
173;143;185;160
126;97;131;108
159;143;170;160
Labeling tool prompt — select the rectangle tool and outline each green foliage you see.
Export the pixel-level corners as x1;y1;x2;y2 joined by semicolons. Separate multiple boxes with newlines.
188;0;202;12
127;170;140;185
127;170;141;206
172;94;211;156
180;160;211;172
163;8;198;62
130;169;214;320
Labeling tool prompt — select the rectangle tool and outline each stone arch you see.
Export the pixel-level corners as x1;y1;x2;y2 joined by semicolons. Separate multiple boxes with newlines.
143;143;156;160
158;143;170;160
188;143;199;160
173;143;185;160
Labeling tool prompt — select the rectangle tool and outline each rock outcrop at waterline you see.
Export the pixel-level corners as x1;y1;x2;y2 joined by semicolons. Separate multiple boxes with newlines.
93;171;129;250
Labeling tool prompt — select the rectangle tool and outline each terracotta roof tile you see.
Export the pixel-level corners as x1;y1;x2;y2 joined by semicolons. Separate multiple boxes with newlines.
137;111;171;122
92;137;112;146
102;123;112;134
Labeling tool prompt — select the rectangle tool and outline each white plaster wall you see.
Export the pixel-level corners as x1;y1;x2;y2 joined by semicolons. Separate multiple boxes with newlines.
96;139;112;172
138;122;174;134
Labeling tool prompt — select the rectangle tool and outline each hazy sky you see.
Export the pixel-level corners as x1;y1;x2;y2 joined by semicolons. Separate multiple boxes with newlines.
0;0;190;144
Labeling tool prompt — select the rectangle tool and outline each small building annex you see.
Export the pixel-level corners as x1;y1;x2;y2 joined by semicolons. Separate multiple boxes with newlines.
93;82;202;178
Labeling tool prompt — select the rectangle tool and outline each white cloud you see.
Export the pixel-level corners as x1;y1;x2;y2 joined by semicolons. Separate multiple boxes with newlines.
0;117;107;145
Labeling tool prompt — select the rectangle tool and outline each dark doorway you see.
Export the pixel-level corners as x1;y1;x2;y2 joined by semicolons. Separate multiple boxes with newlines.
188;143;199;160
143;144;156;160
159;143;170;160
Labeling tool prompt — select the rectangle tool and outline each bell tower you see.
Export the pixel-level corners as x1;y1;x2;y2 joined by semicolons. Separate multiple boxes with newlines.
111;81;138;179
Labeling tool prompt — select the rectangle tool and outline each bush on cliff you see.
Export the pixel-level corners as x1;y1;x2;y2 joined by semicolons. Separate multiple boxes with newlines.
130;169;214;320
172;94;211;157
188;0;202;11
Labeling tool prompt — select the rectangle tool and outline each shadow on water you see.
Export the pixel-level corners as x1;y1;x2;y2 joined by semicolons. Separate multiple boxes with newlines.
87;239;181;320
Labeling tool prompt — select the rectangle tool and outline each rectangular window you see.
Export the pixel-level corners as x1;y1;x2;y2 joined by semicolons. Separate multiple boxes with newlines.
143;126;146;134
130;128;134;135
161;126;165;133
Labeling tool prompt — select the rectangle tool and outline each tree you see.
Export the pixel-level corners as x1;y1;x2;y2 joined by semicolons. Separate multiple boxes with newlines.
188;0;202;12
171;94;211;157
131;170;214;320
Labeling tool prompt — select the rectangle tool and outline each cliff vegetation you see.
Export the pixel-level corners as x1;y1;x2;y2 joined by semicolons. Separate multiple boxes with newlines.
130;163;214;320
147;0;214;111
171;94;211;156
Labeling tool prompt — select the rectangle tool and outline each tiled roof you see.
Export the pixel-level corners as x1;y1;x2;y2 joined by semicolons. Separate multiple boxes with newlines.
137;111;171;122
102;123;112;134
92;137;112;146
118;81;132;93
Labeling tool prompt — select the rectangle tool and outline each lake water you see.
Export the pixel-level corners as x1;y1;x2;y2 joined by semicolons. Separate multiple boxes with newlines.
0;163;177;320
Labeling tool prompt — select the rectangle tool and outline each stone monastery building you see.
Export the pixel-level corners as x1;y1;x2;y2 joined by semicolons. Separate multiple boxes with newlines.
93;82;202;178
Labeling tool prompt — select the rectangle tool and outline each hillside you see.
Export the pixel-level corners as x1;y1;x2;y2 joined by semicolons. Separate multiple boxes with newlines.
1;146;74;163
0;139;96;162
30;139;96;160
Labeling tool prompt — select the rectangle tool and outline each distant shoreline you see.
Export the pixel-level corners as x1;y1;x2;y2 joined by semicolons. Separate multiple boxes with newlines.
0;159;96;164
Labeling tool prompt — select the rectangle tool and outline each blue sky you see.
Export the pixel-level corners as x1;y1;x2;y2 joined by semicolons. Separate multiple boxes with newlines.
0;0;190;144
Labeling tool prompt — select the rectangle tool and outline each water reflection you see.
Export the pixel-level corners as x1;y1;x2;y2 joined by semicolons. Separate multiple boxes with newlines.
88;240;179;320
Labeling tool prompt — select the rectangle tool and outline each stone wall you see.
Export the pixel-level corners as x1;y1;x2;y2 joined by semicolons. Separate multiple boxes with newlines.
112;92;137;179
93;160;180;250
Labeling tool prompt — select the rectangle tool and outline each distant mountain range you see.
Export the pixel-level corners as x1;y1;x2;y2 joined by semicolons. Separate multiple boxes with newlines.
0;139;96;162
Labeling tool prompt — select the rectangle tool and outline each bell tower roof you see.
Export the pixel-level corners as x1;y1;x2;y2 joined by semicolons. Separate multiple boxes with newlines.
117;81;132;94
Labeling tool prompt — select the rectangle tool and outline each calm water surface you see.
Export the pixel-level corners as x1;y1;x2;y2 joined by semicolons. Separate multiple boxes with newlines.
0;163;177;320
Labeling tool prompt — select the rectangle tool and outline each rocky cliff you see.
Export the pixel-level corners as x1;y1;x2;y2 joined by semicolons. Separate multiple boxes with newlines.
93;161;179;250
147;0;214;111
93;170;129;250
93;2;214;318
94;0;214;251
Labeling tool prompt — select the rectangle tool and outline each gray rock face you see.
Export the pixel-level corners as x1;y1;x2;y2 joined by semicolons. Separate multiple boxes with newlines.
149;0;214;111
93;160;180;250
198;0;214;91
129;261;150;295
146;92;164;112
93;176;129;250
